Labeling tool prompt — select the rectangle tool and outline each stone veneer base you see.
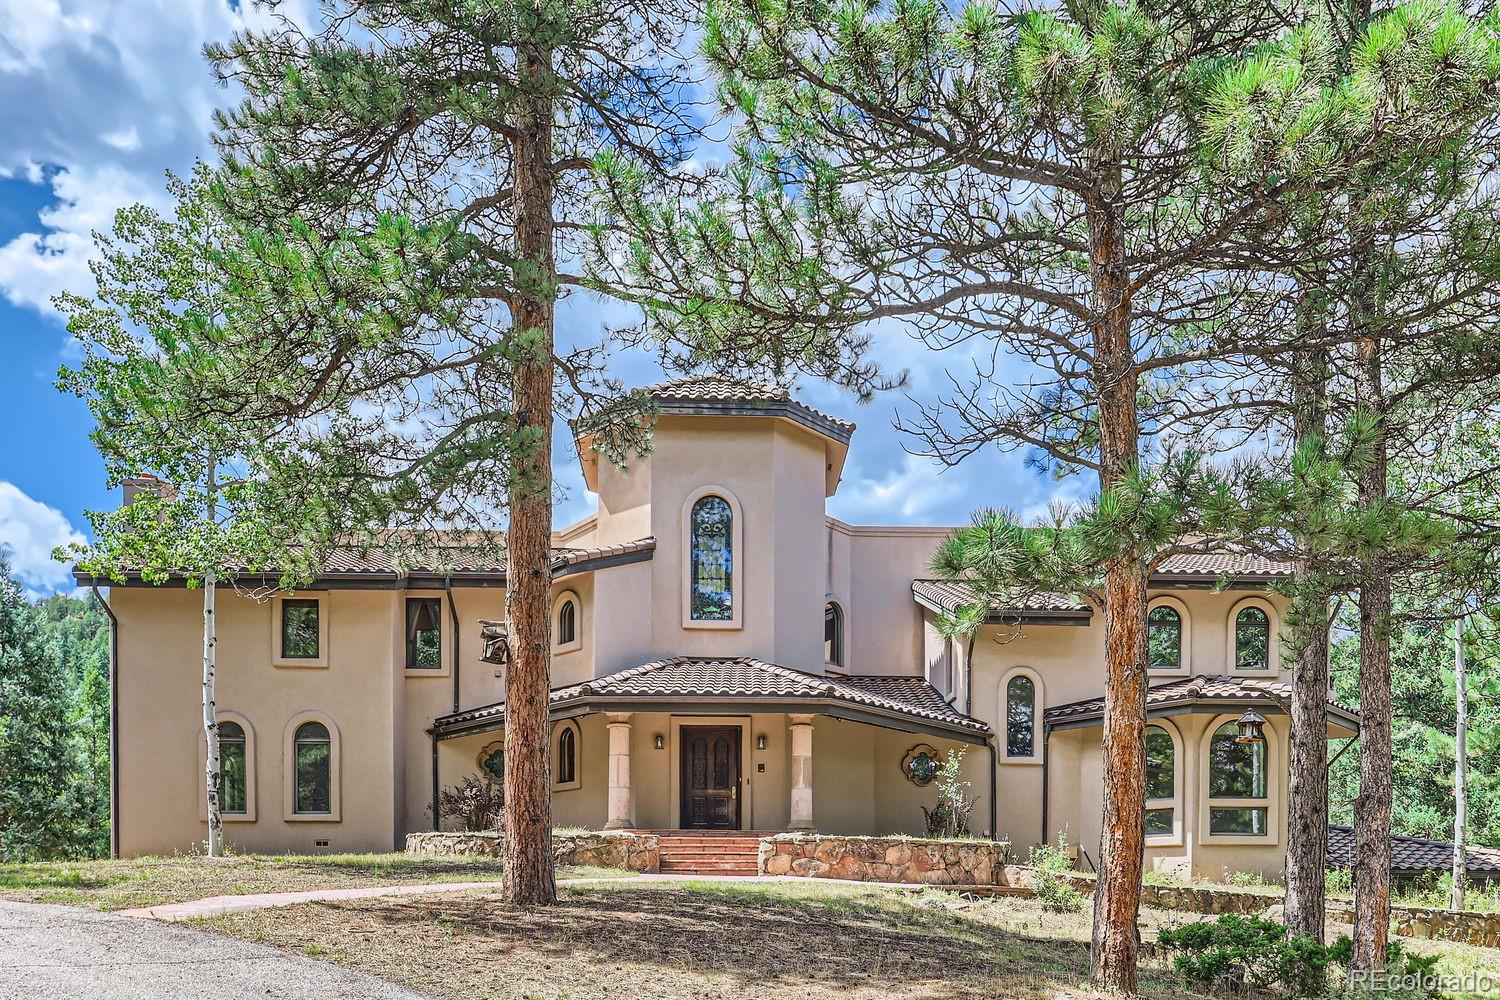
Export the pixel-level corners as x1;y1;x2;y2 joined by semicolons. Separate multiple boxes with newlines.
405;831;660;873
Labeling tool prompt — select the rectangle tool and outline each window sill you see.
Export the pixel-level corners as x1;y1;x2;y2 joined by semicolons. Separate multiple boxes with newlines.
202;812;257;823
1202;833;1277;846
1147;667;1188;678
404;666;450;678
285;813;341;823
552;641;582;656
553;780;581;792
273;658;329;670
682;619;742;631
1145;835;1183;848
998;756;1044;766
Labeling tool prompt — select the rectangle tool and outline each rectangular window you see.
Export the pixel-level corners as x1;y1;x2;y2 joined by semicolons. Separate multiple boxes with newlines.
296;742;331;813
1144;807;1174;837
405;598;442;669
1209;806;1269;836
220;733;246;815
281;599;321;659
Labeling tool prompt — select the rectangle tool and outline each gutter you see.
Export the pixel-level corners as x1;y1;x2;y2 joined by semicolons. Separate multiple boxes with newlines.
430;731;441;832
91;585;120;860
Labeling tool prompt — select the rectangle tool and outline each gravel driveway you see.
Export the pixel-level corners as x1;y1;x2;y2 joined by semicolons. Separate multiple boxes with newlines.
0;900;434;1000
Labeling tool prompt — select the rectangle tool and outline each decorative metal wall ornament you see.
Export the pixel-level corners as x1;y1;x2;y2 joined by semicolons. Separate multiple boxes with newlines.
478;741;505;782
902;743;941;786
478;619;511;666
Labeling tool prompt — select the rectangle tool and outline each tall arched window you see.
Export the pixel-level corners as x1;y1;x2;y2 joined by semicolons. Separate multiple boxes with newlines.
1144;725;1175;836
219;721;247;815
689;495;734;621
557;598;577;647
553;721;581;791
824;602;843;665
1235;607;1271;671
1147;605;1182;671
294;721;332;815
1208;721;1268;835
1003;671;1039;760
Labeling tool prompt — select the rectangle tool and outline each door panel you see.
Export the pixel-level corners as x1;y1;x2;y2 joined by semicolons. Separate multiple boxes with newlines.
680;726;741;829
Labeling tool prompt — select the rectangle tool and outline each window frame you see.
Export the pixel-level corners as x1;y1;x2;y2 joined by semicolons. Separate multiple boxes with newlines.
271;594;329;668
404;596;445;672
1199;713;1278;845
1146;596;1191;677
824;601;844;667
680;486;744;630
1226;597;1279;676
552;589;582;655
998;666;1043;764
283;711;341;821
553;719;582;791
199;711;257;823
1143;721;1182;846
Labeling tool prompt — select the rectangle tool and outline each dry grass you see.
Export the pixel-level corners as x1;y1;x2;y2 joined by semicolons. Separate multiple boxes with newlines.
190;880;1210;1000
0;853;632;911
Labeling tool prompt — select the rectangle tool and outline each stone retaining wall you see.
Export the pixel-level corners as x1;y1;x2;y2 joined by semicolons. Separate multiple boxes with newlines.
1328;901;1500;948
759;834;1010;885
405;831;660;873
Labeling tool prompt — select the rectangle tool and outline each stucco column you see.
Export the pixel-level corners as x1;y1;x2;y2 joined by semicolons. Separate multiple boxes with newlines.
604;713;634;830
788;714;815;831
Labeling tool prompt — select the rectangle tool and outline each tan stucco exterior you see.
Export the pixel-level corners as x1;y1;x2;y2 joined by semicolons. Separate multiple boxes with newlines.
106;386;1344;882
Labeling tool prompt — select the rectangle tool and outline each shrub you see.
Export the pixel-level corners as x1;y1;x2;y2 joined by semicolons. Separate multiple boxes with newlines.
1157;914;1334;997
431;774;503;832
1029;834;1084;913
1324;938;1441;1000
921;749;978;839
1325;867;1353;897
1226;869;1270;887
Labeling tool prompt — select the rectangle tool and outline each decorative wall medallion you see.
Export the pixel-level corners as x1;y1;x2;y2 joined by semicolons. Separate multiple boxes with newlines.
478;741;505;782
903;744;940;786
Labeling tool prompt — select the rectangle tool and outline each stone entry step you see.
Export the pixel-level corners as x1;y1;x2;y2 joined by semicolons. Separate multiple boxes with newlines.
656;833;762;876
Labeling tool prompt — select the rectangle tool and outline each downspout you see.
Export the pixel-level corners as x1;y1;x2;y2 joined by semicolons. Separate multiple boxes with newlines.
445;577;460;715
92;585;120;859
430;731;441;831
1040;722;1052;854
987;736;998;841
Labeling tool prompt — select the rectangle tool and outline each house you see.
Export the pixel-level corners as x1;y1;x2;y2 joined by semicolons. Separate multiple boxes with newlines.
89;375;1358;881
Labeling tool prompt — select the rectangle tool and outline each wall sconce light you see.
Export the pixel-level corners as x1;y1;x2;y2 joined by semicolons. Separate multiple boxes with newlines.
653;734;665;750
756;734;767;751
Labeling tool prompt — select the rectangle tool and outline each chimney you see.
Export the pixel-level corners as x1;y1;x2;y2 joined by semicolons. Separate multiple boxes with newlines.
122;473;174;508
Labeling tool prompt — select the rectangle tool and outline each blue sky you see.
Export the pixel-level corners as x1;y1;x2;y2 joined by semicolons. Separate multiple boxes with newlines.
0;0;1070;594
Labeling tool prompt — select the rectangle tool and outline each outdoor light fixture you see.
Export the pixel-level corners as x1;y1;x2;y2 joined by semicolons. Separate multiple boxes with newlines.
1235;709;1267;744
654;734;665;750
756;734;767;751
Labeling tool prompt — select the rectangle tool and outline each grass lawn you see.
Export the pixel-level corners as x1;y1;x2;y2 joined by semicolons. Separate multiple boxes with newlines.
0;853;632;911
189;880;1213;1000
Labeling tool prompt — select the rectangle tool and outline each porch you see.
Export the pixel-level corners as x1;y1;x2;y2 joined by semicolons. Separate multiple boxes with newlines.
429;656;994;838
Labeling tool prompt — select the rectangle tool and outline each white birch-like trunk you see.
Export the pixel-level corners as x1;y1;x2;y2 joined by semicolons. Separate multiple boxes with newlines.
204;458;222;858
1452;612;1468;910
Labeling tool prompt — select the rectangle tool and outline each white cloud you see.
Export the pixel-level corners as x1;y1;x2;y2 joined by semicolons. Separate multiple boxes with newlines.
0;481;86;592
101;125;140;151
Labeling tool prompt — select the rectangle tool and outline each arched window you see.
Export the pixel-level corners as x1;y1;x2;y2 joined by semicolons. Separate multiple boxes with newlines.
824;603;843;665
219;721;247;815
1208;720;1268;836
557;598;577;647
294;721;332;815
1147;605;1182;671
1000;668;1042;762
553;721;581;791
689;495;734;621
1144;724;1175;836
1234;607;1271;671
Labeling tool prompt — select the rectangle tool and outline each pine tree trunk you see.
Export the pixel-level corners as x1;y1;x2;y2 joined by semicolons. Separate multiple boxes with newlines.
203;564;221;857
1284;336;1330;942
501;32;558;907
1351;317;1392;972
1451;613;1468;911
1085;160;1146;996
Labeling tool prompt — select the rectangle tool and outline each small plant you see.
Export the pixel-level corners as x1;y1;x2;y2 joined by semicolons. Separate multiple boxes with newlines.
920;748;978;839
1029;834;1084;913
1158;914;1335;997
1225;868;1269;887
1325;938;1441;1000
1325;866;1353;897
430;774;504;833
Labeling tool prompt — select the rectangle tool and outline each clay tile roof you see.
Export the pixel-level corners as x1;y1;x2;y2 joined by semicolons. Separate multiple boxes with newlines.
1327;825;1500;881
1044;674;1359;728
434;656;988;737
646;375;856;440
1154;552;1295;579
912;579;1092;619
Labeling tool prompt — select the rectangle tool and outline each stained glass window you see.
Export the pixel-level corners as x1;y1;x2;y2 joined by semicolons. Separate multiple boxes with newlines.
294;721;331;814
1147;605;1181;670
690;496;733;621
219;721;246;814
1006;675;1036;757
1235;607;1270;671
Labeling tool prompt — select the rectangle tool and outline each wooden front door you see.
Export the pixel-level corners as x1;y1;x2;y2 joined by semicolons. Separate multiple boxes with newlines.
680;726;741;829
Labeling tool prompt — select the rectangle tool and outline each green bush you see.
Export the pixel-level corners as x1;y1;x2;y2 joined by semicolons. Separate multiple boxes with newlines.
1157;914;1335;997
1323;939;1441;1000
1028;835;1084;913
1325;867;1353;897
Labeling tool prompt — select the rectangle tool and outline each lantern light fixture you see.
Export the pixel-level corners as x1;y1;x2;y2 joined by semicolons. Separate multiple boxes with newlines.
1235;709;1267;744
653;734;665;750
756;733;767;751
